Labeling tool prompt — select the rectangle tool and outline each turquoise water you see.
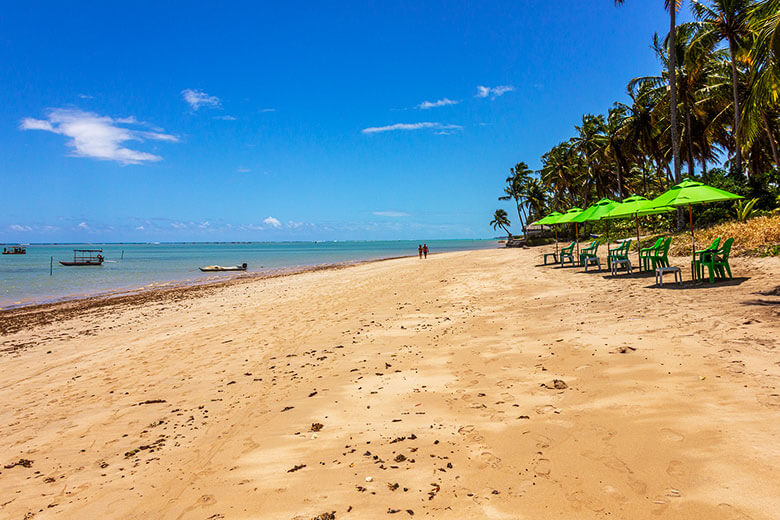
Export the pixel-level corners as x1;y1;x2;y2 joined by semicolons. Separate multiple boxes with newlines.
0;240;497;308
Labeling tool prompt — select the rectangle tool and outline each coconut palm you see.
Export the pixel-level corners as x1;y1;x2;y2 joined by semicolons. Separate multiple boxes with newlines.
490;209;512;239
616;0;684;186
498;162;534;229
691;0;751;173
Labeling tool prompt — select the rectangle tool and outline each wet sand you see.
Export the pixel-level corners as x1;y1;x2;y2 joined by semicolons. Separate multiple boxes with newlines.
1;247;779;519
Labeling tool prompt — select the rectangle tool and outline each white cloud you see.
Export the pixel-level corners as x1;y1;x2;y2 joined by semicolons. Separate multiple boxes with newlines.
263;216;282;228
361;122;462;134
78;93;94;99
20;108;178;164
260;108;276;113
182;89;220;110
9;224;32;232
417;98;459;110
135;225;145;230
215;115;237;120
77;221;89;230
475;85;515;99
237;167;251;173
372;210;409;217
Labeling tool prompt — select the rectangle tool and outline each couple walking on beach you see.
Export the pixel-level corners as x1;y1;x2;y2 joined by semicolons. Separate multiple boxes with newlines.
418;244;428;259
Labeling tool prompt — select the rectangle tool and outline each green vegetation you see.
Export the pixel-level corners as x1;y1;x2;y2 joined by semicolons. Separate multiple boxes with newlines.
490;209;512;238
496;0;780;236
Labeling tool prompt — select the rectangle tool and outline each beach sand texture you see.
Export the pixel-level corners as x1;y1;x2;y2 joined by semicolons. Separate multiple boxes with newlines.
1;247;779;519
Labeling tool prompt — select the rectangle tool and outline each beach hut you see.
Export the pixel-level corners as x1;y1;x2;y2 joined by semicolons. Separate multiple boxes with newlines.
649;179;743;254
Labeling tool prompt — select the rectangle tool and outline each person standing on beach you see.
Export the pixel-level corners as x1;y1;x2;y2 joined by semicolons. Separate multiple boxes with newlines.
423;244;428;259
418;244;423;259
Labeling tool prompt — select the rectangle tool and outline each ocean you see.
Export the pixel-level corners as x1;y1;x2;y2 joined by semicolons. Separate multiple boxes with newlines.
0;240;497;309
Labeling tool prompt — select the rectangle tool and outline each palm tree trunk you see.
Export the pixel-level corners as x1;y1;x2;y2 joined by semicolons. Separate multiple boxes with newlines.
668;6;685;231
728;38;743;175
684;101;696;178
763;111;780;168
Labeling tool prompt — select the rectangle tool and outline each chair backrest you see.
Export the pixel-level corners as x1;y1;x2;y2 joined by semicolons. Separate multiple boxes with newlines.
562;241;575;252
718;238;734;261
709;237;721;251
652;237;664;249
591;240;600;252
660;237;672;255
621;239;632;253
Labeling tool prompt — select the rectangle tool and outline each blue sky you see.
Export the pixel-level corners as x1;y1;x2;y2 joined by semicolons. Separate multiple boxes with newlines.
1;1;693;242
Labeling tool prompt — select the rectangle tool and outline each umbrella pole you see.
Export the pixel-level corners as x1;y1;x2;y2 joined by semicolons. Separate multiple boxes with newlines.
555;226;558;257
575;223;580;261
635;214;641;269
689;203;695;255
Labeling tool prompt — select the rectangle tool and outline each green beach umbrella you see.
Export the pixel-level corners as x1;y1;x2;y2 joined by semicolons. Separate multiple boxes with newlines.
649;179;743;254
603;195;675;266
534;211;563;225
570;198;621;248
533;211;564;257
570;198;620;223
555;207;585;257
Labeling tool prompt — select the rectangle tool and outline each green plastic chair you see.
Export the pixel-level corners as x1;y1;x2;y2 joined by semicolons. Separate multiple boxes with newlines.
559;241;576;267
579;240;600;267
699;238;734;283
650;237;672;269
691;237;721;280
640;238;663;271
607;239;631;269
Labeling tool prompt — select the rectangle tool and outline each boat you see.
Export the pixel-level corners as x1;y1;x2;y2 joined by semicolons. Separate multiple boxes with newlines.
59;249;104;266
200;263;247;272
2;246;26;255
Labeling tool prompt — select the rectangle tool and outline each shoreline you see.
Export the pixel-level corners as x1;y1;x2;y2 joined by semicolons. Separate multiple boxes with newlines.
0;253;415;335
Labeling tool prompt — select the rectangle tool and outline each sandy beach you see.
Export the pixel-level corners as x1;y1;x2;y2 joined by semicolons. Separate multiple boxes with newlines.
1;247;779;519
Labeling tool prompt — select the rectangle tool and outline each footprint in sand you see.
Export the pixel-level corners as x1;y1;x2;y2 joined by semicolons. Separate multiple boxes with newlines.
717;503;755;520
477;451;501;469
659;428;685;442
534;404;559;415
666;460;685;476
534;458;551;476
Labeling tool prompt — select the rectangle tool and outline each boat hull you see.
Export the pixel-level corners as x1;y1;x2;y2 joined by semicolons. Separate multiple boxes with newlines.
59;261;103;266
199;267;246;272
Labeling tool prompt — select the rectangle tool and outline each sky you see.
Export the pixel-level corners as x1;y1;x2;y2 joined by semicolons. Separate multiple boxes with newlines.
1;1;694;242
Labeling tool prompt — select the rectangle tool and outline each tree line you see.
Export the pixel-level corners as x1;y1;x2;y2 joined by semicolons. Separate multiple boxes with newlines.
493;0;780;236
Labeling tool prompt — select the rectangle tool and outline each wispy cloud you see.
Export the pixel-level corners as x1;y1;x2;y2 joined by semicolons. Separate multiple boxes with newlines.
20;108;178;165
237;167;251;173
214;114;237;121
372;210;409;217
78;93;94;99
263;216;282;228
475;85;515;99
9;224;32;232
260;108;276;113
417;98;459;110
361;122;462;134
182;89;221;110
77;221;89;230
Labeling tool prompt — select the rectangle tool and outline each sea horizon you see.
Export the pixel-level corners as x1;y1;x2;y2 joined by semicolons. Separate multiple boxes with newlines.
0;239;498;309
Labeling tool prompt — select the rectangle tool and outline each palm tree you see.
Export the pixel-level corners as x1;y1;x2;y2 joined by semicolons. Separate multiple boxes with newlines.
616;0;683;187
490;209;512;239
741;0;780;167
498;162;533;229
691;0;751;174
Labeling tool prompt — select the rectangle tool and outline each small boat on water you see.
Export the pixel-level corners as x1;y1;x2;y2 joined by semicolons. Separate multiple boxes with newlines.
60;249;104;266
2;246;26;255
200;263;248;272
